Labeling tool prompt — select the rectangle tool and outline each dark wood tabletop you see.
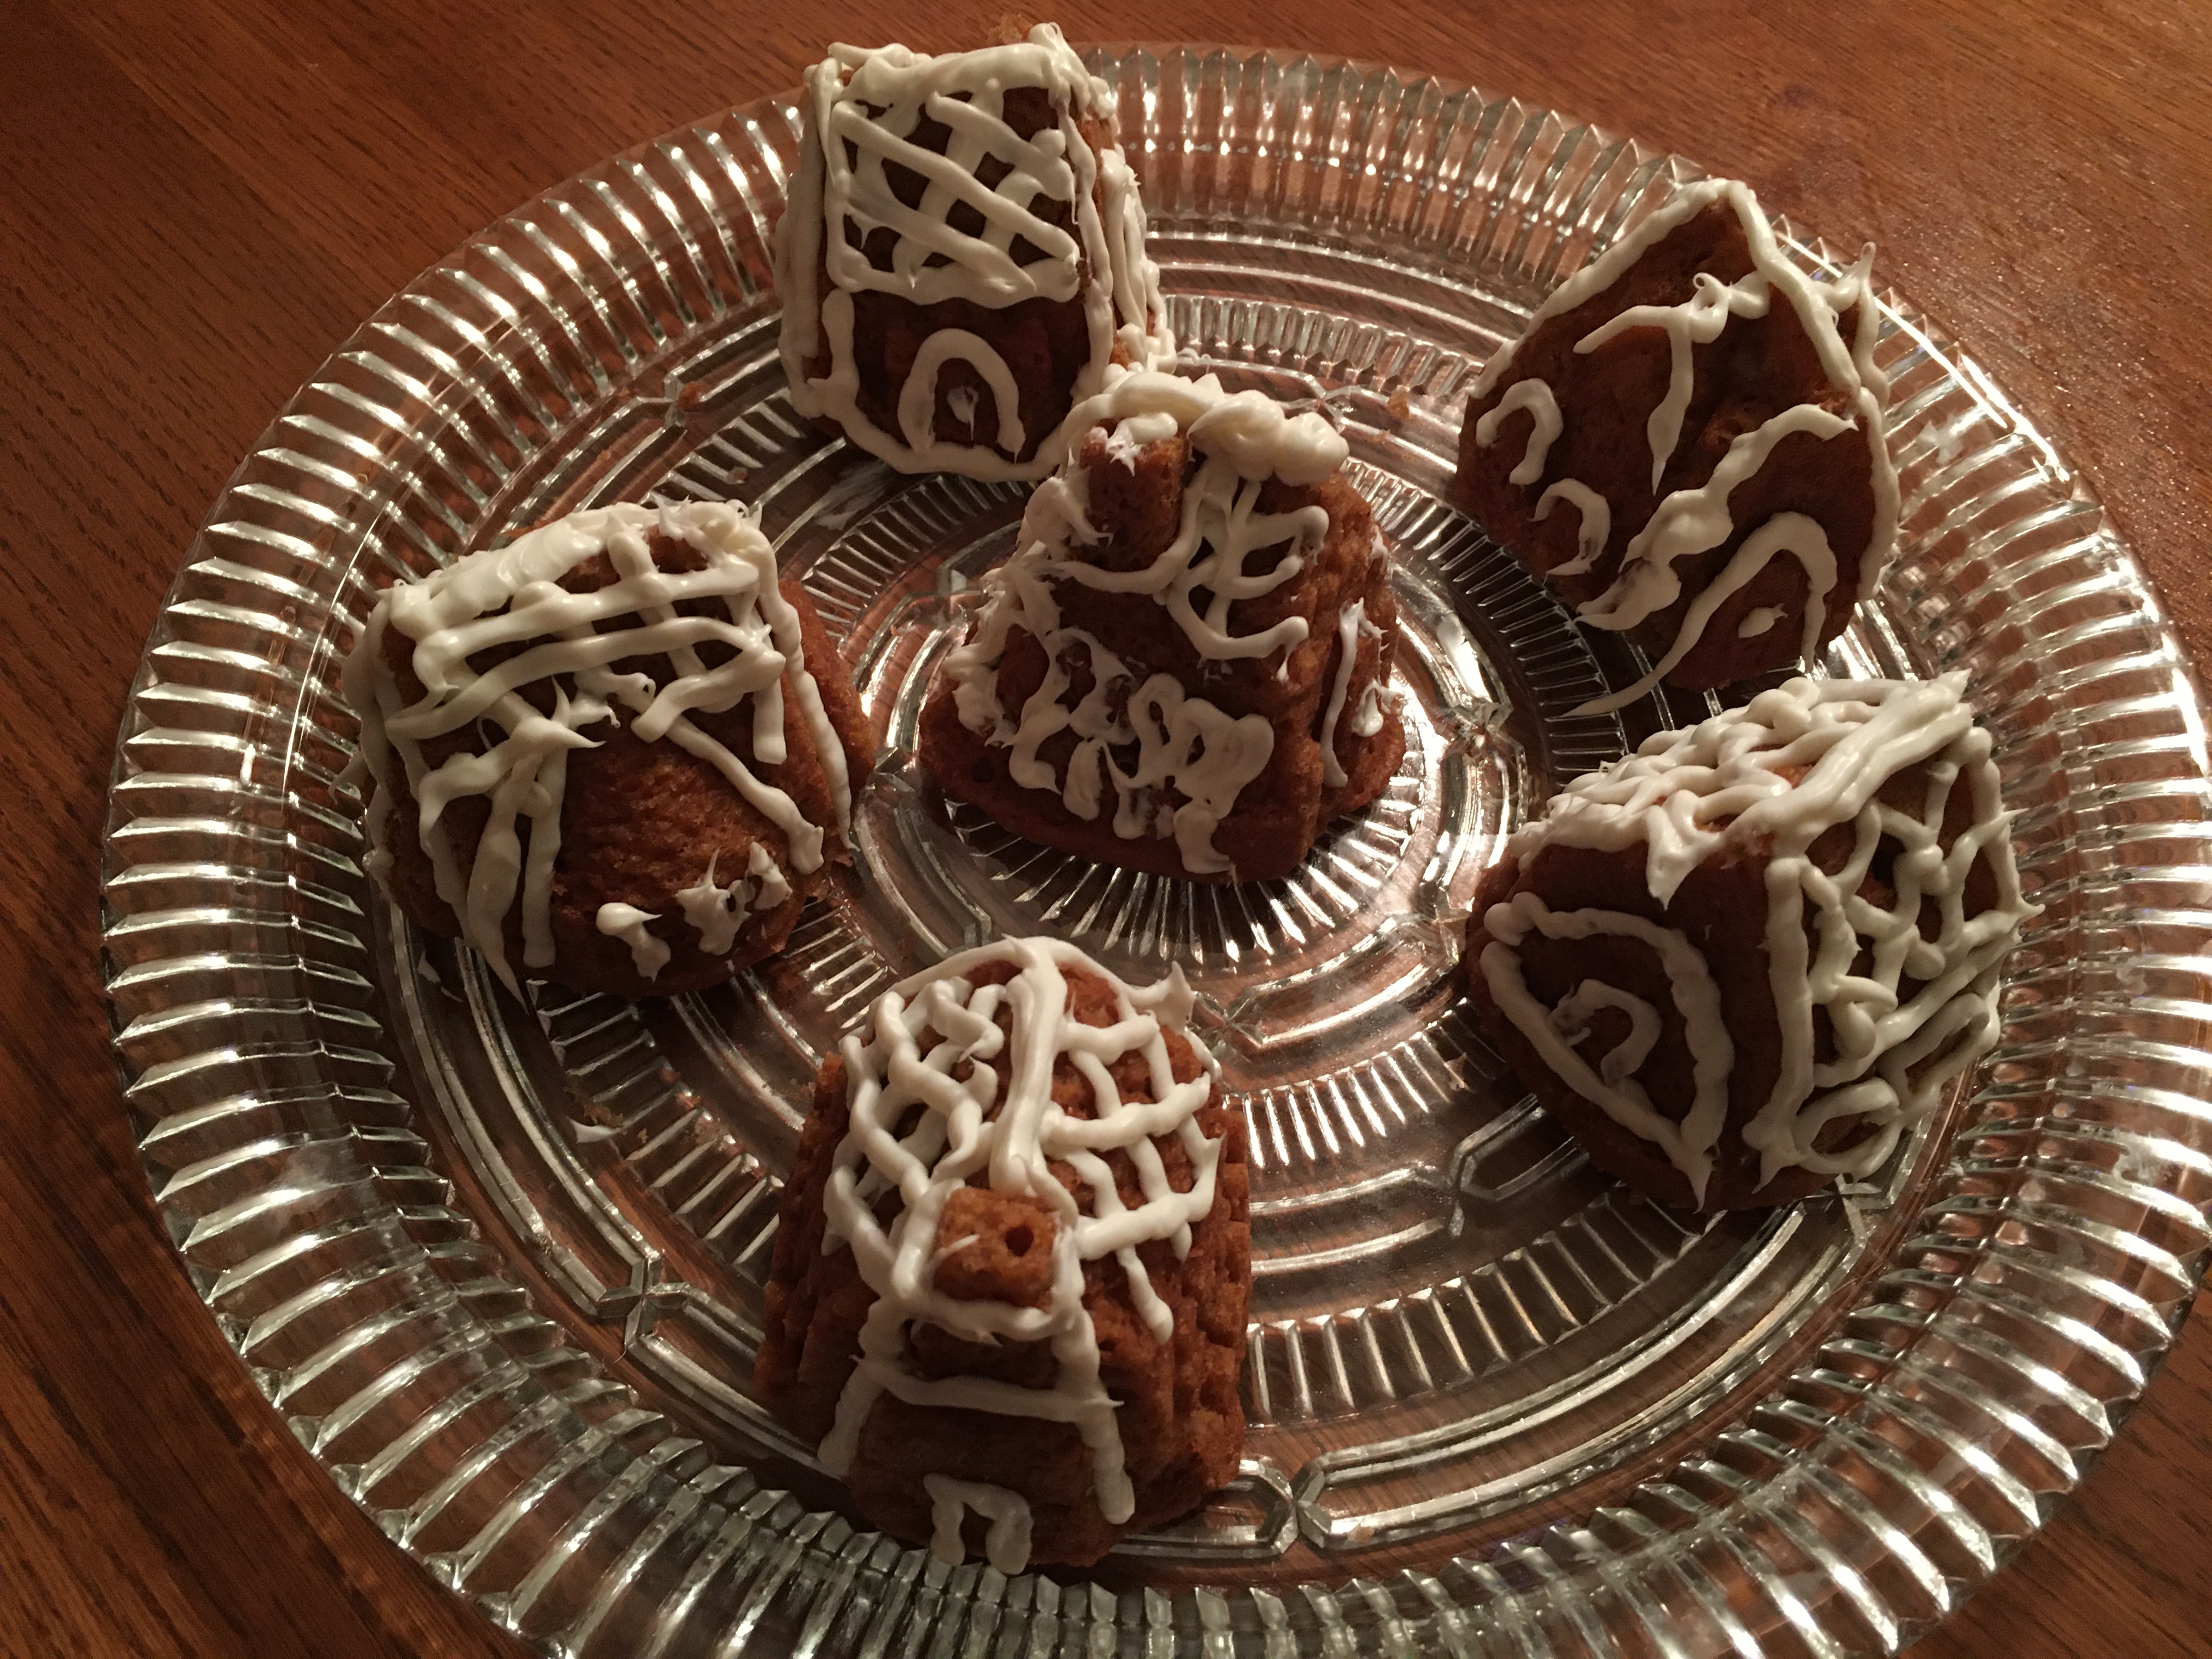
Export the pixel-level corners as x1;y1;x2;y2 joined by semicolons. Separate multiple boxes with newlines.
5;1;2208;1654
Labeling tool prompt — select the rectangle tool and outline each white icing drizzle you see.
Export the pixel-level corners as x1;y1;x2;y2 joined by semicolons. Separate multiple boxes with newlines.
673;843;791;955
675;869;748;956
748;841;793;907
818;938;1222;1570
595;902;670;981
1584;506;1841;715
900;331;1027;455
942;371;1355;876
1825;242;1893;414
1575;272;1772;492
775;25;1176;479
1471;180;1901;704
1487;674;2034;1198
1068;369;1349;488
1550;980;1662;1084
1052;467;1325;664
343;503;851;994
924;1474;1034;1576
1535;478;1610;578
1578;405;1850;636
1319;599;1387;788
1474;378;1562;487
1473;179;1878;410
1351;667;1389;738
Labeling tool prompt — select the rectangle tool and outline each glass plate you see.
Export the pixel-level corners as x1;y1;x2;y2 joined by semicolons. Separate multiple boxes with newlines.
101;43;2212;1659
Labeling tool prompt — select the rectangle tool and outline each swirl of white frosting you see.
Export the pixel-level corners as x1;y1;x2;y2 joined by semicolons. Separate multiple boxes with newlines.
775;25;1177;479
1481;895;1735;1199
1485;674;2035;1201
343;502;851;993
816;938;1222;1575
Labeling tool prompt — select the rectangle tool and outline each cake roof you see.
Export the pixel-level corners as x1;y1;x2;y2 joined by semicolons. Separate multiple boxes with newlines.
1509;675;1983;900
1474;177;1886;413
803;26;1122;311
1059;368;1350;486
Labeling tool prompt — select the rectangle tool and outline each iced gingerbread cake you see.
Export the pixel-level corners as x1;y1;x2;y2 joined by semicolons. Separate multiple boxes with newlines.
1457;178;1898;712
775;24;1176;479
921;370;1405;882
345;503;872;998
1466;675;2033;1210
755;936;1250;1571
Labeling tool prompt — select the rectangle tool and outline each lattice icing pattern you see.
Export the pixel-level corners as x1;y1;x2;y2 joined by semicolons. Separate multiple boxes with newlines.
1457;178;1900;713
919;370;1408;882
775;24;1176;478
754;937;1251;1573
343;501;867;997
1469;674;2035;1211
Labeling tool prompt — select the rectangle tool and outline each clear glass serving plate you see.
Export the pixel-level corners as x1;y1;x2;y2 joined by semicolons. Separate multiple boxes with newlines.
100;43;2212;1659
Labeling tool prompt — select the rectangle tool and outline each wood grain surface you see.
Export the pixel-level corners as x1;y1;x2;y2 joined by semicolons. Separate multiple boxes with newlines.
4;1;2208;1654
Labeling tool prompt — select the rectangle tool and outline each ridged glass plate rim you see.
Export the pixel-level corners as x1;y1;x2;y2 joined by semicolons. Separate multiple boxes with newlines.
99;41;2212;1658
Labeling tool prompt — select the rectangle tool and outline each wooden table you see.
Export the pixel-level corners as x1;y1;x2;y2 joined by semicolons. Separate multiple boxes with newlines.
4;1;2207;1653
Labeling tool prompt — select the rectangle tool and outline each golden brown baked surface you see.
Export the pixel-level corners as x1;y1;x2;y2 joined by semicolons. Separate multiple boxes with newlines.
1454;195;1880;690
373;533;874;997
755;961;1251;1567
